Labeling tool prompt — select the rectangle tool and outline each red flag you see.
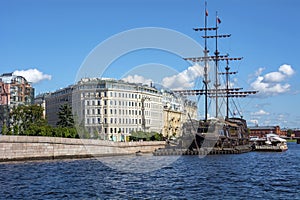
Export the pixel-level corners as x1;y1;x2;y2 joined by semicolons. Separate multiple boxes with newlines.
205;10;208;16
217;17;221;24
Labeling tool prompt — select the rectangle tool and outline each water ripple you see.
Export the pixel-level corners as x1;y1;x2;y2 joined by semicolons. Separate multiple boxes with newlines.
0;143;300;199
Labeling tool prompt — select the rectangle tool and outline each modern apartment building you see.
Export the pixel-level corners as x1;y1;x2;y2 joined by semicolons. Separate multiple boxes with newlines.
44;78;198;141
0;73;34;131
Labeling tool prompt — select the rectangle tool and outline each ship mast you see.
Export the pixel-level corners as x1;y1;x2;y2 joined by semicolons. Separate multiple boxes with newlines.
203;1;209;121
174;2;257;121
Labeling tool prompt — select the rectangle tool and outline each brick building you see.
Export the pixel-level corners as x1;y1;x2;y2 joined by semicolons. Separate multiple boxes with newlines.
249;125;283;138
0;73;34;132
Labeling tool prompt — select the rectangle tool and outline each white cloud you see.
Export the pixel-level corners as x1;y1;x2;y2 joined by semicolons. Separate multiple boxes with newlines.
122;74;153;86
255;67;265;76
279;64;294;76
13;69;51;84
264;71;285;82
250;64;295;97
251;109;270;116
162;63;204;90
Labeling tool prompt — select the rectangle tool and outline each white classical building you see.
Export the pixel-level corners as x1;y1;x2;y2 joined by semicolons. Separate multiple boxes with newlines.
72;78;163;141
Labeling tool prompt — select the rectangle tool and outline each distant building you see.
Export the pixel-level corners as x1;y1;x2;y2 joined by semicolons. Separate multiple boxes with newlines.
44;78;198;142
0;73;34;131
34;92;51;119
161;90;197;138
44;86;73;126
249;125;283;138
293;130;300;138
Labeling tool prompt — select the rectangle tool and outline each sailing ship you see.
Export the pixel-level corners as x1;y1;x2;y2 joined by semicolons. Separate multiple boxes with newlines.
153;2;258;156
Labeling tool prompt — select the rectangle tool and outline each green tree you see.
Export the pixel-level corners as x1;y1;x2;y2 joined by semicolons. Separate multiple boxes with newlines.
287;129;294;137
9;105;46;135
57;104;75;128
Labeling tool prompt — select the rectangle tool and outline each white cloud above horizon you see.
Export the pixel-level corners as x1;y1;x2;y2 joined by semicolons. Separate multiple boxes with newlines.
161;63;204;90
250;64;295;97
122;74;153;86
13;69;52;84
251;109;270;116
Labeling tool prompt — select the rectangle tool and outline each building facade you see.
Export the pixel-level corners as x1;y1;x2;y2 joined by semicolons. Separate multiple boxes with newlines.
162;91;197;138
249;125;282;138
34;92;51;119
0;73;34;131
44;86;73;126
71;78;163;141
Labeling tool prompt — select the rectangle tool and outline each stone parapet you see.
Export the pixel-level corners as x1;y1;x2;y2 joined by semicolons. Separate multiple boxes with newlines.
0;136;165;162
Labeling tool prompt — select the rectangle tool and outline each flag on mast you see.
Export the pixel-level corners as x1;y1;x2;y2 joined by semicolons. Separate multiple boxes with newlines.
206;10;208;16
217;16;221;24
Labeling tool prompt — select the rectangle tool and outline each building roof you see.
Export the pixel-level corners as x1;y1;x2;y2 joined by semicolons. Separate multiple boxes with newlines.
249;126;278;130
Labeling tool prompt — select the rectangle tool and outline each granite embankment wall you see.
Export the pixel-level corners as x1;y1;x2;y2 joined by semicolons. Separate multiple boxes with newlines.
0;136;165;162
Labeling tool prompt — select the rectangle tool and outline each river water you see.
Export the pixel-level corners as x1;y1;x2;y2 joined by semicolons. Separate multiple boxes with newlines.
0;143;299;199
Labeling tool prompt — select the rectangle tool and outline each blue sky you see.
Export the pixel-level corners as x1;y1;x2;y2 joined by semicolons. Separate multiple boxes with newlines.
1;0;300;128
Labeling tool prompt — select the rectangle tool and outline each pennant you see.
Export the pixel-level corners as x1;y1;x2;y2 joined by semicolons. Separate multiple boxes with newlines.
205;10;208;16
217;17;221;24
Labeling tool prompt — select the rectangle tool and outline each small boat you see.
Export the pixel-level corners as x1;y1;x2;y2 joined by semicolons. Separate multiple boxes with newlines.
252;133;288;152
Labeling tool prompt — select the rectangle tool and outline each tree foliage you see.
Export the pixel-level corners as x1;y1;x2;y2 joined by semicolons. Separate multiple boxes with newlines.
1;104;79;139
9;104;46;135
56;104;74;128
129;131;164;141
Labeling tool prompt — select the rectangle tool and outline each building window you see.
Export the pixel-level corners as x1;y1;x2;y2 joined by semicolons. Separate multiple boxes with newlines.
104;109;107;115
110;118;113;124
98;118;101;124
98;100;101;105
98;109;101;114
